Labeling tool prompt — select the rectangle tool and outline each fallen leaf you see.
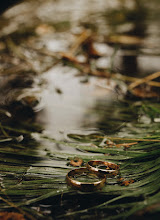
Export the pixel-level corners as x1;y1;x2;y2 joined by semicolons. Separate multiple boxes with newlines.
121;180;130;186
118;179;135;186
69;158;83;167
0;212;25;220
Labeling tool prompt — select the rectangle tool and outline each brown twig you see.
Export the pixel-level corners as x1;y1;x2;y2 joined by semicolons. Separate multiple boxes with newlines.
69;30;91;55
112;73;160;87
129;71;160;89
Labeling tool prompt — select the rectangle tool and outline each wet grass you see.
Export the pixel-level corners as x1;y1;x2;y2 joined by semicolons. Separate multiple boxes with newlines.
0;100;160;219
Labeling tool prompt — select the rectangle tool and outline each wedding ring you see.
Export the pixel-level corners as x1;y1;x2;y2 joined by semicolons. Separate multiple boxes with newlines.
66;167;106;191
87;160;119;176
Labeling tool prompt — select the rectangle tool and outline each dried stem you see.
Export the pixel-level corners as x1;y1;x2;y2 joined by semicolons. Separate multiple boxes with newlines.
129;71;160;89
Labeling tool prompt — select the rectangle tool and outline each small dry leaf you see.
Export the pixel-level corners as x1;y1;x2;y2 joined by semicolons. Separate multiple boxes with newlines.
119;179;135;186
0;212;25;220
121;180;130;186
69;158;83;167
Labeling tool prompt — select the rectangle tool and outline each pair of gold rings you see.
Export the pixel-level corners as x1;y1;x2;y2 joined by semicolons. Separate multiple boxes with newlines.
66;160;119;192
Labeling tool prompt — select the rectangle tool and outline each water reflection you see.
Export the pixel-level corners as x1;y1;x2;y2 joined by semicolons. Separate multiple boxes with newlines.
36;0;160;141
37;65;118;139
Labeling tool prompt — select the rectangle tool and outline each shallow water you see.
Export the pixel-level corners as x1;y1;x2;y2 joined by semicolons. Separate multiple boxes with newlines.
37;65;119;139
29;0;160;141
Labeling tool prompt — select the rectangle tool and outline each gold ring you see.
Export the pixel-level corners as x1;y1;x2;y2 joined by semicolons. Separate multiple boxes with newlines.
66;167;106;191
87;160;119;176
